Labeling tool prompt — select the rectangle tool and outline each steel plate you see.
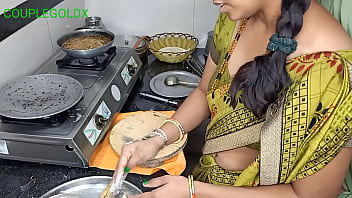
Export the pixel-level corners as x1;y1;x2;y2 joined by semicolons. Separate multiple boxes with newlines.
149;70;200;98
0;74;84;119
40;176;142;198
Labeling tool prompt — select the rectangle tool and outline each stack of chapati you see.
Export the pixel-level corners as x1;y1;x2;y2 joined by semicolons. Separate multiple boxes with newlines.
110;111;187;167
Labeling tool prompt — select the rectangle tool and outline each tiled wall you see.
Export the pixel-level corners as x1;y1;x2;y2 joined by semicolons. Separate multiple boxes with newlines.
84;0;219;48
0;0;219;85
0;0;85;85
0;0;24;15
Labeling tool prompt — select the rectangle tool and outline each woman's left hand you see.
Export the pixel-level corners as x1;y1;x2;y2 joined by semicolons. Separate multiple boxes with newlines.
132;175;190;198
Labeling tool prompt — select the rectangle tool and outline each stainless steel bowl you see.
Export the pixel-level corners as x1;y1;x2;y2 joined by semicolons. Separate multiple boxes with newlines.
57;29;115;58
40;176;142;198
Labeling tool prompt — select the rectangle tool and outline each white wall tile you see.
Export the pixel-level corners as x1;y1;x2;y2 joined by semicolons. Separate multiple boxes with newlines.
46;0;86;52
0;0;25;15
85;0;194;37
0;18;53;85
0;0;86;85
84;0;219;48
194;0;219;48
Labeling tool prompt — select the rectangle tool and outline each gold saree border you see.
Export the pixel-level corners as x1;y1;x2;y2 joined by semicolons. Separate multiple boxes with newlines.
203;122;263;154
344;58;352;148
260;103;283;185
345;137;352;147
346;58;352;89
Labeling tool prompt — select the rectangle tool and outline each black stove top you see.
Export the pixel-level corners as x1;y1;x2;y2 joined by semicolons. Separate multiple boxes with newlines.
121;57;201;112
0;47;144;168
56;47;117;71
0;110;69;127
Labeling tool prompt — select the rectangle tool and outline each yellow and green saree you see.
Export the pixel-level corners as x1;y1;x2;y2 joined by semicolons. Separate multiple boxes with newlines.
193;13;352;187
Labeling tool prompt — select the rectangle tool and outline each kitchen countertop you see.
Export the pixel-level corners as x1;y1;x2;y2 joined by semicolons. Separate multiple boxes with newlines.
0;50;207;198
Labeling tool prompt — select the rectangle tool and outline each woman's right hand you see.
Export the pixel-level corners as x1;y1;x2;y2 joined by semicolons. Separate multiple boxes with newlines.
115;136;165;174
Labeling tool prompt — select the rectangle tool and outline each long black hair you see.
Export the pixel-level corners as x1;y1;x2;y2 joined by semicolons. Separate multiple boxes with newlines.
229;0;311;118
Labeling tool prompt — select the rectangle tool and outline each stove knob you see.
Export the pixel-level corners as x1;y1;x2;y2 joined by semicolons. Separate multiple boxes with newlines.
127;64;137;75
94;114;108;130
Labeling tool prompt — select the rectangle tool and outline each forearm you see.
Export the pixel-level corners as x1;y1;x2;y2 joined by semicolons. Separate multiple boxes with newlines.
161;87;210;144
195;182;298;198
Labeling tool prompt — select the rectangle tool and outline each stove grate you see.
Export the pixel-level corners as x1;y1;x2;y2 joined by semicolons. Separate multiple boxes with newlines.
0;110;69;127
56;47;117;71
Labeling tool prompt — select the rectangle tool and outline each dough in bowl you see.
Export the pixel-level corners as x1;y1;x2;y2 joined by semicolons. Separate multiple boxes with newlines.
159;47;189;53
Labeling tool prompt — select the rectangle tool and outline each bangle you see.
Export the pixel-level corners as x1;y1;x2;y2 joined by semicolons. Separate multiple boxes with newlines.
144;128;168;145
188;175;196;198
162;118;185;144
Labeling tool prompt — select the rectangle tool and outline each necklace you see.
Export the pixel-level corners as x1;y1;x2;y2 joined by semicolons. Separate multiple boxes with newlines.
210;18;249;96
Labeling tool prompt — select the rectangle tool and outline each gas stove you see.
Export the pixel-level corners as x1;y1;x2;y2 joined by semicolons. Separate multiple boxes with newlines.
0;47;143;167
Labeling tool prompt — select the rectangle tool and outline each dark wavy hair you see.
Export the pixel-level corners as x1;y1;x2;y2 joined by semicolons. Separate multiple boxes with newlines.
229;0;311;118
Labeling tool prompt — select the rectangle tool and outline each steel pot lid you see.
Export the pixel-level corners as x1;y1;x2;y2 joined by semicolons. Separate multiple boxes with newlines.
115;34;147;49
0;74;84;119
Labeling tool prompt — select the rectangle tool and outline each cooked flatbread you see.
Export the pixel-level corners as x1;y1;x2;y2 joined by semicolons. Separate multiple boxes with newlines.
110;111;187;167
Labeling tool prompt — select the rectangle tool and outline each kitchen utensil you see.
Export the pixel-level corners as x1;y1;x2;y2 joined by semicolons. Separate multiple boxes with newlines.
0;74;83;119
100;180;112;198
111;167;130;198
148;32;198;63
110;111;187;168
149;70;200;98
115;34;150;64
76;16;105;30
185;59;205;77
5;176;36;198
57;29;114;58
139;92;178;106
40;176;142;198
85;16;105;29
115;35;147;50
164;75;199;87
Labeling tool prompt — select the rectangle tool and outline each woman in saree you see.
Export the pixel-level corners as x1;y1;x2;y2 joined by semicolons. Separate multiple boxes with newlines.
116;0;352;197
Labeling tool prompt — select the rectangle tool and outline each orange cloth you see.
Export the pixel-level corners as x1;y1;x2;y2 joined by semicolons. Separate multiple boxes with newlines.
89;111;186;175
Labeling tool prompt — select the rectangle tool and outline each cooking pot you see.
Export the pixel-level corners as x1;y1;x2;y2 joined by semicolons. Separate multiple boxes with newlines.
76;16;105;30
115;34;150;63
84;16;105;29
57;29;115;58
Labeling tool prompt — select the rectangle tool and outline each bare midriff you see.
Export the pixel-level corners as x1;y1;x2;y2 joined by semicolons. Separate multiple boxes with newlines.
212;147;259;171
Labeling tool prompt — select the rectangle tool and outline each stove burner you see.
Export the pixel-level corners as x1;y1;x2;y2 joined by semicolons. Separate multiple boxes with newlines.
0;110;69;127
79;58;96;65
56;47;117;71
